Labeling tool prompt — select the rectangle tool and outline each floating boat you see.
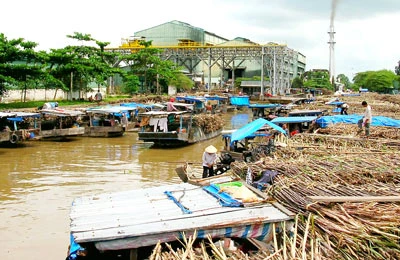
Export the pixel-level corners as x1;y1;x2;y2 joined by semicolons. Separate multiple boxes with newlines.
119;102;162;132
82;106;131;137
137;110;223;147
39;109;85;141
67;180;294;259
0;111;41;145
221;118;288;161
175;157;237;186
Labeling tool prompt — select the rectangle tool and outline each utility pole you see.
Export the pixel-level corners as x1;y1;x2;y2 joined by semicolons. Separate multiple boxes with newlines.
70;71;73;101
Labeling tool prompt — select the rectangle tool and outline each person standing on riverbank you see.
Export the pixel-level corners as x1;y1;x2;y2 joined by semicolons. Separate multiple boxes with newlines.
202;145;218;178
357;101;372;137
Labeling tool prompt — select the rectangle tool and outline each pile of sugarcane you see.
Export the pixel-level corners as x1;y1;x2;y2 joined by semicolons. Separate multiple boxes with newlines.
193;114;225;133
314;123;400;140
229;138;400;259
148;227;322;260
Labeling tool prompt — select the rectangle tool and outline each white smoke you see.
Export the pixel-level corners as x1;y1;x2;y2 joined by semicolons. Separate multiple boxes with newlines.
330;0;339;28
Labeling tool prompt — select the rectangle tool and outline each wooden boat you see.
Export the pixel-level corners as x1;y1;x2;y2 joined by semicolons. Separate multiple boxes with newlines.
81;106;128;137
137;110;223;147
221;118;288;162
0;112;41;145
66;180;294;259
119;102;161;132
39;108;85;140
175;161;239;186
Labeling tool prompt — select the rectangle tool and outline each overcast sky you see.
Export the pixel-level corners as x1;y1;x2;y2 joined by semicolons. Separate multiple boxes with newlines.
2;0;399;79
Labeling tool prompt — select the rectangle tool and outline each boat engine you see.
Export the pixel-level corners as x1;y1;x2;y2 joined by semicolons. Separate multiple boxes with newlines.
214;153;235;175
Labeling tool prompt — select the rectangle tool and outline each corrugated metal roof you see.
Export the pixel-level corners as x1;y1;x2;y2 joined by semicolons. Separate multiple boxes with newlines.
70;183;292;247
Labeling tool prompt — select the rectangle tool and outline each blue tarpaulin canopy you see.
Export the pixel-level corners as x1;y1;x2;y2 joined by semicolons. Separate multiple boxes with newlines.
316;115;400;128
249;104;281;109
271;116;317;124
327;101;344;106
175;96;205;103
230;118;287;144
230;96;250;106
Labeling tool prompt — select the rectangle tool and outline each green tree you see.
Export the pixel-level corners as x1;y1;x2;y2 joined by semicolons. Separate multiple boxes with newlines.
169;73;194;91
47;32;123;100
0;34;49;100
302;70;333;90
353;70;396;93
336;74;351;90
122;74;140;95
291;76;304;89
121;41;181;94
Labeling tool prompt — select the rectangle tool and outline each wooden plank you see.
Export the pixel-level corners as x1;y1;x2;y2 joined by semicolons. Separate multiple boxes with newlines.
308;196;400;203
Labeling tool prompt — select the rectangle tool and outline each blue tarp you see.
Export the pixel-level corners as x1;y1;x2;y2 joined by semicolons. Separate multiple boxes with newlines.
327;101;344;106
316;115;400;128
230;96;250;106
175;96;205;103
230;118;287;144
271;116;317;124
203;184;243;207
249;104;281;109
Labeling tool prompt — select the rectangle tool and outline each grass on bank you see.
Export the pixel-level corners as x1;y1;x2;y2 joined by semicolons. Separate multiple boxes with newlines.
0;95;132;110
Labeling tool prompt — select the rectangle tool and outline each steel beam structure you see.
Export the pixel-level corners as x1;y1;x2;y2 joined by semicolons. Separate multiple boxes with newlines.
107;44;299;96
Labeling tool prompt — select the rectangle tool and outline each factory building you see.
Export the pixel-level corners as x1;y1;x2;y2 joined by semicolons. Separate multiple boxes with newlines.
120;20;306;95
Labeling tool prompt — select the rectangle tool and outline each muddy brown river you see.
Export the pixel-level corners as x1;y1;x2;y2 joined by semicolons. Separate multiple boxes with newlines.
0;111;250;260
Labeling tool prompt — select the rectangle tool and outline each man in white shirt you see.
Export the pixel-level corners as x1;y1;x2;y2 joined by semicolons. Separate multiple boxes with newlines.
357;101;372;137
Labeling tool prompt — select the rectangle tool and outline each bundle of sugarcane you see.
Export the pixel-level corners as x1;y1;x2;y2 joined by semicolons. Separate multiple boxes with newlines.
230;151;400;259
315;123;400;140
293;132;400;149
148;225;326;260
193;114;225;133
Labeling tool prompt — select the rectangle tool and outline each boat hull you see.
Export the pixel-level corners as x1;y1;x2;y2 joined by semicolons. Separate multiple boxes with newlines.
83;126;124;138
40;128;85;140
138;127;222;147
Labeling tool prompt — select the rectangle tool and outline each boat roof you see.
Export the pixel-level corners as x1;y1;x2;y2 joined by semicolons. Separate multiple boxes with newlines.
229;118;287;144
139;110;189;116
249;103;281;109
70;182;292;250
40;108;85;117
120;103;158;110
86;105;137;114
288;109;326;116
14;112;41;118
175;96;206;103
271;116;317;124
0;112;17;118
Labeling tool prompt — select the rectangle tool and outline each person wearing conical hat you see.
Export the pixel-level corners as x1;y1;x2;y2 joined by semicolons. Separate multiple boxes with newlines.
202;145;218;178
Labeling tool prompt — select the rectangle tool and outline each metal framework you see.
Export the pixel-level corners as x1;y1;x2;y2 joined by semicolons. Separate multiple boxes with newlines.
107;44;301;96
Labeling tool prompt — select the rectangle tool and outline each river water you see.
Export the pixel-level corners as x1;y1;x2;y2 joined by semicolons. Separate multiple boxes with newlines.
0;111;250;260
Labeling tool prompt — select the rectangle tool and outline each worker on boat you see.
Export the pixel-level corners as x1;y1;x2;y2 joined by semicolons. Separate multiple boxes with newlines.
202;145;218;178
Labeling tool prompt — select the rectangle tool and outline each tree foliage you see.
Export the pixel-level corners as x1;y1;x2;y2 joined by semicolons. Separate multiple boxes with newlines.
121;41;186;94
353;70;396;93
0;33;48;98
291;76;304;89
336;74;351;89
302;70;333;90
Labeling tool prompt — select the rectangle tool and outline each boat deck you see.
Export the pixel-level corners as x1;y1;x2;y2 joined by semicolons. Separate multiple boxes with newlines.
70;182;293;251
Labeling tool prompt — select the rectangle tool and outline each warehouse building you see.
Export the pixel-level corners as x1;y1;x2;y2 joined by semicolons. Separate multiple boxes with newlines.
120;20;306;95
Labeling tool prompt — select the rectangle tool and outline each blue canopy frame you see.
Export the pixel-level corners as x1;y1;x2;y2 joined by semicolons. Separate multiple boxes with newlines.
230;118;287;144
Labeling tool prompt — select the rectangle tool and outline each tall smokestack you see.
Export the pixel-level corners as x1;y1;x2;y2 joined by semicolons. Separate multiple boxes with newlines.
328;0;338;84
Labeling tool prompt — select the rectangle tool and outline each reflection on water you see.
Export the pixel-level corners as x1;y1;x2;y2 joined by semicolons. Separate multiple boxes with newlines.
0;111;251;259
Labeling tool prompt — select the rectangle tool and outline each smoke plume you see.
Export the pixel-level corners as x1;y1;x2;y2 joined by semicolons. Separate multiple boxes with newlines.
330;0;339;28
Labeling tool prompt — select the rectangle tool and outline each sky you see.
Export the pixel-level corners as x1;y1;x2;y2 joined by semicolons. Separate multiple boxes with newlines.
1;0;400;80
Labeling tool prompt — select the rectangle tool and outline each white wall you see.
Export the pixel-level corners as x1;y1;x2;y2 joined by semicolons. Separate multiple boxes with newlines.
0;88;106;103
